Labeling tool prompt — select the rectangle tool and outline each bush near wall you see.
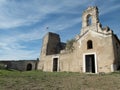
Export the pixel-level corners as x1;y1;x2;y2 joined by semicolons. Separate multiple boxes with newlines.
66;39;76;52
0;63;7;69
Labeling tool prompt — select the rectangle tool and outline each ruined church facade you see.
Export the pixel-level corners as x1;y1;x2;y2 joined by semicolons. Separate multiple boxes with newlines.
38;6;120;73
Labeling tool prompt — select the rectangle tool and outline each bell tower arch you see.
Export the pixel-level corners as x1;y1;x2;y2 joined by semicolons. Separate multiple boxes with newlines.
81;6;100;35
82;6;99;27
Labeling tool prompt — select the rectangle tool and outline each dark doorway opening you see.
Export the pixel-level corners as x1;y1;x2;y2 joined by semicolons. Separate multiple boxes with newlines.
26;63;32;71
53;58;58;72
85;55;95;73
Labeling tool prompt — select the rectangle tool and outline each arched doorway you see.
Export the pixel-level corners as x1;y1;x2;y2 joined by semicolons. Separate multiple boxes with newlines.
26;63;32;71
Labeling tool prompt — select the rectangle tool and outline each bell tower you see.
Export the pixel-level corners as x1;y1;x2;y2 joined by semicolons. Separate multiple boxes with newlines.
80;6;100;35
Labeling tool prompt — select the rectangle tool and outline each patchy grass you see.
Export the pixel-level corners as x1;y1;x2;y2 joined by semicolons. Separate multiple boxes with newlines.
0;70;120;90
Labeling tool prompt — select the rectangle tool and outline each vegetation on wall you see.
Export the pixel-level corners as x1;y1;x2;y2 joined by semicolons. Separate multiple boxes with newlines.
66;39;76;52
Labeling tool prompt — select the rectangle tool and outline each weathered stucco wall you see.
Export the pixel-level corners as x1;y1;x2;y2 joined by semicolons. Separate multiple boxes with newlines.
76;31;115;73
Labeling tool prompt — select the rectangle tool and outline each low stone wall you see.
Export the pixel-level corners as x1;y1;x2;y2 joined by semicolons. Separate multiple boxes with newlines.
0;60;38;71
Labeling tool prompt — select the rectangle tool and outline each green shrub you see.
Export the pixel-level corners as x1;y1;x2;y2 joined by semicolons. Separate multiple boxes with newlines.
66;39;76;52
0;64;7;70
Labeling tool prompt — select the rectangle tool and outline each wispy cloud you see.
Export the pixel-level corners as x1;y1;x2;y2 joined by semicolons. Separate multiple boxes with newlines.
100;3;120;15
0;0;59;29
0;0;91;29
0;0;119;60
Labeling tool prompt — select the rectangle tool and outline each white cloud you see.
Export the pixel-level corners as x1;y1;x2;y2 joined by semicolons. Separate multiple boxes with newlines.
0;36;39;60
0;0;89;29
0;0;58;29
0;0;118;29
0;49;38;60
100;4;120;15
0;0;119;60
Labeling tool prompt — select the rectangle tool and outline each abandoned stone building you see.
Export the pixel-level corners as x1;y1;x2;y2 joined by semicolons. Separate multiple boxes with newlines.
37;6;120;73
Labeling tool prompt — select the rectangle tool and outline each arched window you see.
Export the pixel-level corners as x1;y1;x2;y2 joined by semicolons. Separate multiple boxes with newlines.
87;14;92;26
87;40;93;49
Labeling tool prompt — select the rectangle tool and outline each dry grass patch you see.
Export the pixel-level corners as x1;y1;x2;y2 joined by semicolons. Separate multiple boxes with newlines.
0;70;120;90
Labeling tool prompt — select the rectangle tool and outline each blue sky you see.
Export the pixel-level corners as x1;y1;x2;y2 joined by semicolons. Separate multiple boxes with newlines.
0;0;120;60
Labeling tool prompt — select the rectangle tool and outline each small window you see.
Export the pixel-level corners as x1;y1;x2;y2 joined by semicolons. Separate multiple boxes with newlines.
87;40;93;49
